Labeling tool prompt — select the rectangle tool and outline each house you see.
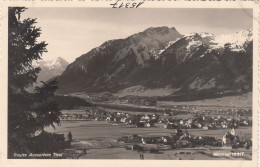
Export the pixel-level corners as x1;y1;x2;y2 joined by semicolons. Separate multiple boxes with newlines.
140;114;150;122
77;114;82;118
222;132;235;146
243;120;249;125
164;123;178;129
221;124;228;129
121;117;127;123
125;118;133;125
164;113;170;116
222;133;228;145
230;128;235;136
184;122;192;129
95;116;103;121
145;122;151;128
177;140;189;148
202;126;208;130
161;136;170;143
187;119;192;124
196;123;202;128
151;114;157;120
239;120;249;126
106;116;113;122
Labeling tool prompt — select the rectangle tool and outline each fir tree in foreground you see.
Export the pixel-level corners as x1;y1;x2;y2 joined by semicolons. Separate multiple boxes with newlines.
8;7;65;158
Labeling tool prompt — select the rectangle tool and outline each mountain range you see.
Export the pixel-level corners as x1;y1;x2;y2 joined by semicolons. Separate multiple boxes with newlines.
56;27;253;101
31;57;69;89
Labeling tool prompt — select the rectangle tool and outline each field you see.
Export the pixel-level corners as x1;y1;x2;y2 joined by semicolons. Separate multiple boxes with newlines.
113;85;179;97
84;93;252;117
45;120;252;160
158;93;252;108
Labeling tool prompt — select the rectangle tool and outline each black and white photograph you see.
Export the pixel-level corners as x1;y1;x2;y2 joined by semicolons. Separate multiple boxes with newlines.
7;6;255;160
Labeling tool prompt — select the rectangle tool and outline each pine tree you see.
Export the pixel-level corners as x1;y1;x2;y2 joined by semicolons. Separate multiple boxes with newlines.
8;7;47;93
8;7;62;157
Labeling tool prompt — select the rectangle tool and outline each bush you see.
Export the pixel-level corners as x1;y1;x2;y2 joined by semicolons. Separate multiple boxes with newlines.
27;132;67;154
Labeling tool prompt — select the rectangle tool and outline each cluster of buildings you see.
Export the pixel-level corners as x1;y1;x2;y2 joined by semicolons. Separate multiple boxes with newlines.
60;108;107;120
60;108;251;132
118;128;252;151
162;115;252;130
106;112;160;128
59;107;252;152
60;113;85;120
60;108;161;127
158;107;252;117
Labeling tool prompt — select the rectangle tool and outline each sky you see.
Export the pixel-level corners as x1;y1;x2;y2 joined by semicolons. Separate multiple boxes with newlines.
22;8;253;63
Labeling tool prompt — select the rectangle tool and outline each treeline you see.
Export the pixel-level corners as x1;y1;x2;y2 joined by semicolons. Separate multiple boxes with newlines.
53;95;93;110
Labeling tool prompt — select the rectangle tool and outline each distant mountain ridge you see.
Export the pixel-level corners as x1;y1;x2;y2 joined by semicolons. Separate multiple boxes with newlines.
57;27;252;101
58;26;183;92
32;57;69;88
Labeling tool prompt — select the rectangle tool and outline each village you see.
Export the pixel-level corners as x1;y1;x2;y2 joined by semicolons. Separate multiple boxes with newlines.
60;106;252;129
59;105;252;155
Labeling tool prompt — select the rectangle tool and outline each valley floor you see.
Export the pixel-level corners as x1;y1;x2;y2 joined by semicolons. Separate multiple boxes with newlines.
45;120;252;160
44;93;253;160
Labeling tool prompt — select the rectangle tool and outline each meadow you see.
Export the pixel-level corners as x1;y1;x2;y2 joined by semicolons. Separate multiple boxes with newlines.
45;119;252;159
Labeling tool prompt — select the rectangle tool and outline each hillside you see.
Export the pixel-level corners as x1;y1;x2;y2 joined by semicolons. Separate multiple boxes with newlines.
57;27;252;101
58;27;183;93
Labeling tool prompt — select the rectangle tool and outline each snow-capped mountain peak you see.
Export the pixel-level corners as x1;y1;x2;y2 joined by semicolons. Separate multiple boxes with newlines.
162;29;253;53
27;57;69;92
33;57;69;70
212;29;253;51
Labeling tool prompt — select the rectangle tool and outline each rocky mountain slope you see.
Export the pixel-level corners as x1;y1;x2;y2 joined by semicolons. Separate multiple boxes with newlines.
58;27;183;93
57;27;252;100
